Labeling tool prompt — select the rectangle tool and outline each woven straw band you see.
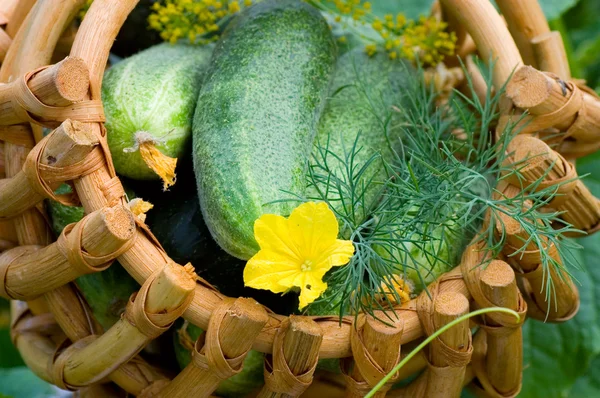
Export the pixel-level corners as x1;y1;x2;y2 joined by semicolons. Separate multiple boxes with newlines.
417;279;473;367
48;335;98;391
516;262;580;322
9;65;105;128
22;129;105;206
471;332;521;398
499;74;587;141
503;241;558;270
341;313;403;396
190;299;247;380
461;244;527;328
56;210;136;275
123;267;194;340
0;245;41;300
9;300;61;346
264;318;319;396
503;150;578;208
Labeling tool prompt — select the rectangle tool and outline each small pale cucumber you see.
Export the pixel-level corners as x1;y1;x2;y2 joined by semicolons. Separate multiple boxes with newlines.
311;49;414;228
103;43;213;188
193;0;336;260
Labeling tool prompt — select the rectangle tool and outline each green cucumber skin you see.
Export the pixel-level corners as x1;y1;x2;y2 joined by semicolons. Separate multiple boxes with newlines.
311;49;414;226
173;323;265;397
103;42;213;181
46;185;139;330
193;0;337;260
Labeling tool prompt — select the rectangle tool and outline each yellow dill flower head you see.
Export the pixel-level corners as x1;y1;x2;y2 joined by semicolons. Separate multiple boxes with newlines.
372;19;383;32
376;276;413;306
149;0;248;45
228;1;240;13
243;202;355;310
365;43;377;56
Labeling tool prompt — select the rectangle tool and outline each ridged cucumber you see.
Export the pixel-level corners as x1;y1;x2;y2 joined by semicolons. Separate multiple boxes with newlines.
103;43;213;188
46;184;139;330
311;49;414;228
193;0;336;260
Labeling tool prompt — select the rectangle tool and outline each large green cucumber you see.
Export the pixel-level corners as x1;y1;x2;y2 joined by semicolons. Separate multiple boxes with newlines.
103;42;213;183
193;0;337;260
173;323;265;397
46;184;139;330
310;49;414;230
144;171;299;315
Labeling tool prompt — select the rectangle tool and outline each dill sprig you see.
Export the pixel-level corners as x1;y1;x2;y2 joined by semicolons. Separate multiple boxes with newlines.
303;58;581;320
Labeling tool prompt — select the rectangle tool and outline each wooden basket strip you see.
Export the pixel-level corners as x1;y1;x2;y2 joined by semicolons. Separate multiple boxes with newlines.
0;120;100;218
0;57;96;127
10;301;58;383
505;134;600;233
45;285;168;396
495;0;550;68
506;66;600;157
0;2;90;372
55;261;195;389
157;298;269;398
0;28;9;63
531;32;571;79
343;313;403;398
439;0;523;88
423;292;471;398
478;260;523;395
0;0;19;24
258;316;323;398
1;3;166;394
1;205;135;300
3;0;35;39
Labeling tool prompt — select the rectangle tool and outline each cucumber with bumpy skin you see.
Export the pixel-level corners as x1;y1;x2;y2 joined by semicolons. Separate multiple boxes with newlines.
103;43;213;189
310;49;414;229
193;0;337;260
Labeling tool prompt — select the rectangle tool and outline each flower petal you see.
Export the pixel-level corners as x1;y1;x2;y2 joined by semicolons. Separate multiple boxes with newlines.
254;214;300;260
314;239;355;270
243;249;300;293
298;278;328;310
288;202;339;259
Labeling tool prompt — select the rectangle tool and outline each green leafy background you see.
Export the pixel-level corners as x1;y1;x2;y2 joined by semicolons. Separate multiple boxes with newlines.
2;0;600;397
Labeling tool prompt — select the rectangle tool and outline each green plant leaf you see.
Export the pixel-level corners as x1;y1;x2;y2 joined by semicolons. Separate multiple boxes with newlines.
369;1;435;20
518;152;600;397
539;0;580;20
0;368;65;398
520;245;600;397
571;356;600;395
368;0;579;21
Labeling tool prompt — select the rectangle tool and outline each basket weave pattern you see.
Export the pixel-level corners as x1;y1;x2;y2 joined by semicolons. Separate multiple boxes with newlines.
1;0;600;397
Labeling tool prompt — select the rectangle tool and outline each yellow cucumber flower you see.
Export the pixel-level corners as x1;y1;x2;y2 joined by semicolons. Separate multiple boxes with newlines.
243;202;355;310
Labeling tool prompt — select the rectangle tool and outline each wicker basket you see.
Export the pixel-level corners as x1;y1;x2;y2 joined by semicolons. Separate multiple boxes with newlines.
1;0;599;397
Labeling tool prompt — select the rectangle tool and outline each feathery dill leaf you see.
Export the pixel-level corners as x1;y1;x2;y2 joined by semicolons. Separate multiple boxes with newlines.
296;58;580;321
